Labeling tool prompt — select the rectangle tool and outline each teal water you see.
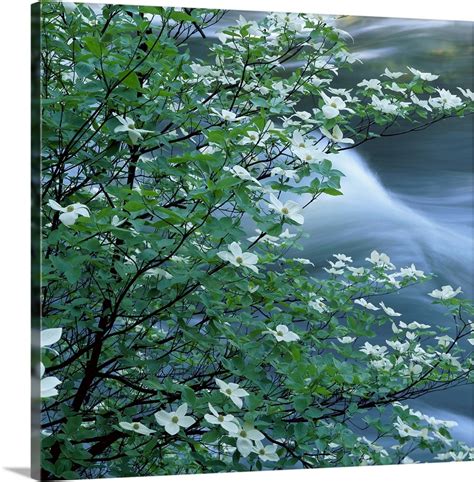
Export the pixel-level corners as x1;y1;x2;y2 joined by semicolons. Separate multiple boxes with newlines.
191;12;474;443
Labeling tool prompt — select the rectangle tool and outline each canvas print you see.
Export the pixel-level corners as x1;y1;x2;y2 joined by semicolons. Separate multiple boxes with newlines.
33;1;474;479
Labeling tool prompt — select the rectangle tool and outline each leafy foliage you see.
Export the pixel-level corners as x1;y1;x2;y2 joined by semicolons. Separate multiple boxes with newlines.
39;3;474;479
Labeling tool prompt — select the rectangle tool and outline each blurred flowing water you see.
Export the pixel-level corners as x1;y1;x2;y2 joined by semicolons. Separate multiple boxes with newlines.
308;17;474;444
188;13;474;443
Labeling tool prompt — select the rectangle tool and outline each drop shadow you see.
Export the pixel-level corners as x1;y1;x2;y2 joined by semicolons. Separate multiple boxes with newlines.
4;467;31;478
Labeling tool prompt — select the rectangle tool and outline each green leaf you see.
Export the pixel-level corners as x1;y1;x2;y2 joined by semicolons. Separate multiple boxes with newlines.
181;385;197;406
83;36;102;57
121;71;142;90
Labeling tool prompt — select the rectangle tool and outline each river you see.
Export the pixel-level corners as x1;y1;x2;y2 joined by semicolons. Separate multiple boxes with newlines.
187;11;474;444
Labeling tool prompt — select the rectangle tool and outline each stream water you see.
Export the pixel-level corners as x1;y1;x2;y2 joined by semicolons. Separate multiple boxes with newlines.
312;16;473;444
188;12;474;444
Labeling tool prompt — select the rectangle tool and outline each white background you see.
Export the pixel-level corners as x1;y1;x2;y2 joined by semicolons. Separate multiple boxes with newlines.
0;1;472;481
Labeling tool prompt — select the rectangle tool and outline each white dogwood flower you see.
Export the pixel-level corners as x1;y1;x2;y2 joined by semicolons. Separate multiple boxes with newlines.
366;250;395;269
360;342;387;357
386;82;406;94
293;258;314;267
403;362;424;377
230;422;265;457
114;115;154;144
217;242;259;273
357;78;383;93
41;330;62;361
348;266;366;276
320;125;354;144
354;298;379;311
386;340;410;353
428;285;462;300
371;95;398;114
170;255;190;263
429;89;463;109
204;403;239;433
215;378;249;408
310;76;331;88
119;421;156;435
41;328;63;355
410;93;432;111
435;335;454;349
379;302;401;317
247;229;280;246
280;228;296;239
399;264;425;278
293;146;326;164
111;215;126;227
371;358;393;372
399;321;430;330
144;267;173;280
154;403;195;435
394;417;425;438
267;194;304;225
338;336;356;344
334;253;353;263
320;91;354;119
240;129;270;146
328;260;346;269
271;167;299;180
223;165;261;185
47;200;90;226
190;63;214;78
252;440;280;462
263;324;300;343
291;130;315;149
457;87;474;101
328;87;354;100
308;297;327;313
40;363;61;398
407;67;439;81
211;108;241;122
382;68;404;79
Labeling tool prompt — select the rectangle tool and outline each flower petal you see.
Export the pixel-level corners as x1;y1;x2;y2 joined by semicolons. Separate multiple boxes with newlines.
241;252;258;264
322;105;339;119
222;421;239;433
269;193;282;210
237;437;253;457
72;204;90;217
59;211;78;226
154;411;172;426
214;378;227;390
247;428;265;441
232;388;249;397
119;422;133;431
204;414;218;424
41;376;61;392
175;403;188;418
228;242;242;257
47;200;64;212
230;395;243;408
208;403;219;417
165;422;180;435
41;328;63;348
217;251;234;263
114;125;128;133
179;416;195;429
41;387;59;398
290;213;304;225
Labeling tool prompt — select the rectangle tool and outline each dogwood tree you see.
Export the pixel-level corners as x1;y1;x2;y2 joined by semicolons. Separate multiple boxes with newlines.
38;3;474;479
